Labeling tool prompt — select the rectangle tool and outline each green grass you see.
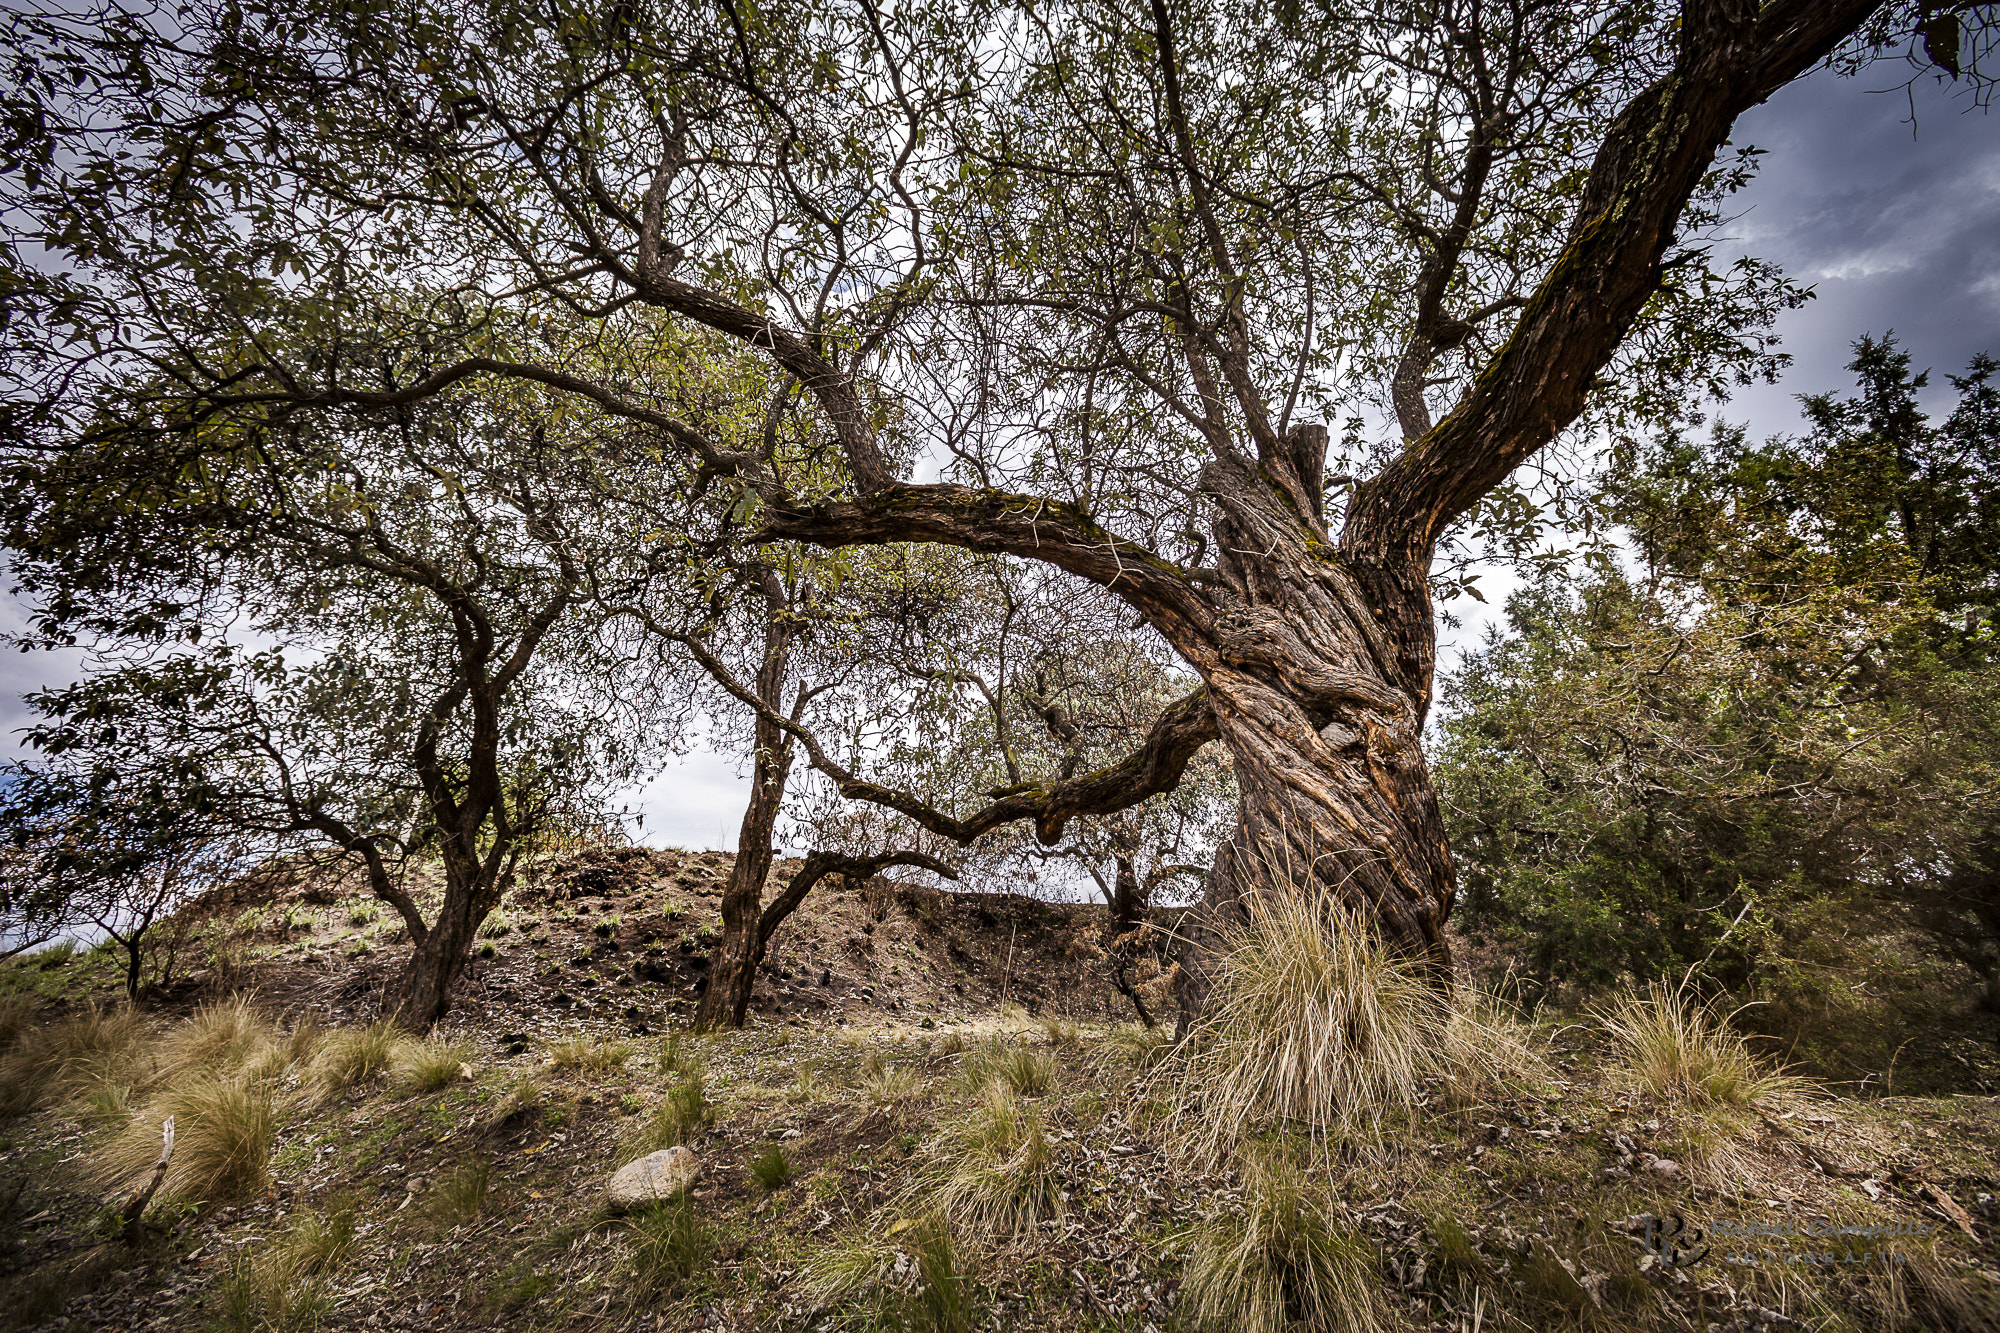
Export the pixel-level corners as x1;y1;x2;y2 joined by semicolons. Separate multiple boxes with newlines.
959;1041;1054;1097
926;1080;1062;1241
750;1144;792;1192
627;1075;713;1156
1180;1153;1386;1333
421;1159;490;1229
624;1199;711;1301
214;1203;357;1333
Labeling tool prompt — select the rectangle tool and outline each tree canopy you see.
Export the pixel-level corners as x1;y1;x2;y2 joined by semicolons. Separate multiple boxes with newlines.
3;0;1990;1021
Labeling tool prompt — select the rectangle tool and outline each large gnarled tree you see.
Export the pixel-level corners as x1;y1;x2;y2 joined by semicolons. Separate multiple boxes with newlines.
4;0;1983;1017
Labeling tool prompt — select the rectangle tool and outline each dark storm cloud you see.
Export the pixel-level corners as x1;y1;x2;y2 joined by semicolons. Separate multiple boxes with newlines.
1721;63;2000;434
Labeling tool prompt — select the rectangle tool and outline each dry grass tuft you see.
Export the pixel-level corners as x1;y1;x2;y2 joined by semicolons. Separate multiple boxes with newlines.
0;993;41;1052
1596;982;1808;1109
310;1021;406;1099
1178;893;1521;1154
1180;1154;1386;1333
959;1041;1054;1098
861;1053;922;1105
549;1033;634;1073
0;1003;150;1115
926;1079;1062;1240
157;997;275;1082
624;1198;711;1301
215;1203;356;1332
395;1037;472;1093
102;1075;278;1204
803;1215;975;1333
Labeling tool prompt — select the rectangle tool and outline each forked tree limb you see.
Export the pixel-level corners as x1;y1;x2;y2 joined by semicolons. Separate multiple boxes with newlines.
1343;0;1885;572
756;849;958;952
669;628;1219;846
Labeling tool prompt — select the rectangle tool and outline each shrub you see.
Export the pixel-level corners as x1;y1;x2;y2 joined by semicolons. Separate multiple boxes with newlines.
927;1080;1061;1240
1181;1156;1386;1333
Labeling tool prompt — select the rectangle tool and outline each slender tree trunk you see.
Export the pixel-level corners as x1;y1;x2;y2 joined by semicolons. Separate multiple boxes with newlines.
379;851;512;1029
693;730;794;1030
694;578;798;1031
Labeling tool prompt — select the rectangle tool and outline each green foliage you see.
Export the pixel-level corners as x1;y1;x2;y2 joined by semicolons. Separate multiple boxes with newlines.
1439;338;2000;1024
749;1144;792;1192
624;1199;711;1302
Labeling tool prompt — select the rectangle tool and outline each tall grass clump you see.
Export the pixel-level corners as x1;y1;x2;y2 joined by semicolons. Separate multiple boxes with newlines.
1179;893;1513;1153
1181;1155;1386;1333
803;1216;975;1333
1596;981;1807;1109
0;993;40;1052
102;1075;278;1204
157;997;274;1082
0;1004;150;1115
310;1020;405;1098
624;1198;711;1301
861;1052;922;1105
549;1033;633;1073
215;1203;357;1333
958;1041;1054;1097
926;1080;1062;1240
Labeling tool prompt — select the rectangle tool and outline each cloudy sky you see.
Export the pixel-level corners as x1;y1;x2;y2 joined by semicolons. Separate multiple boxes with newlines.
3;48;1995;852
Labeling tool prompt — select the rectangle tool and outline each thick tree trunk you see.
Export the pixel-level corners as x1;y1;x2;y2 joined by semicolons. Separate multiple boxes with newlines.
1176;450;1455;1020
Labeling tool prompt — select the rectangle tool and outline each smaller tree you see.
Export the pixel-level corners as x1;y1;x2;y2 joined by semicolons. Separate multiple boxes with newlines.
0;767;251;999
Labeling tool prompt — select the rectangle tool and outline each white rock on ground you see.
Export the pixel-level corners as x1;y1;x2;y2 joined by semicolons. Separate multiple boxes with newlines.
604;1147;702;1210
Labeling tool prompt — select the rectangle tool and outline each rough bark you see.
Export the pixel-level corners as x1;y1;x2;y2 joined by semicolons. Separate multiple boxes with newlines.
693;585;798;1031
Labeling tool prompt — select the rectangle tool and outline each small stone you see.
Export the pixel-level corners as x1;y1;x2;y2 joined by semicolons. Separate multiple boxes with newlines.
605;1147;703;1212
1646;1157;1682;1178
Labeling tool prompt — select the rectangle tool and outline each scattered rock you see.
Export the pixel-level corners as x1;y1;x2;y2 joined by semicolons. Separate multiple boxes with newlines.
605;1147;703;1212
1646;1157;1683;1179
